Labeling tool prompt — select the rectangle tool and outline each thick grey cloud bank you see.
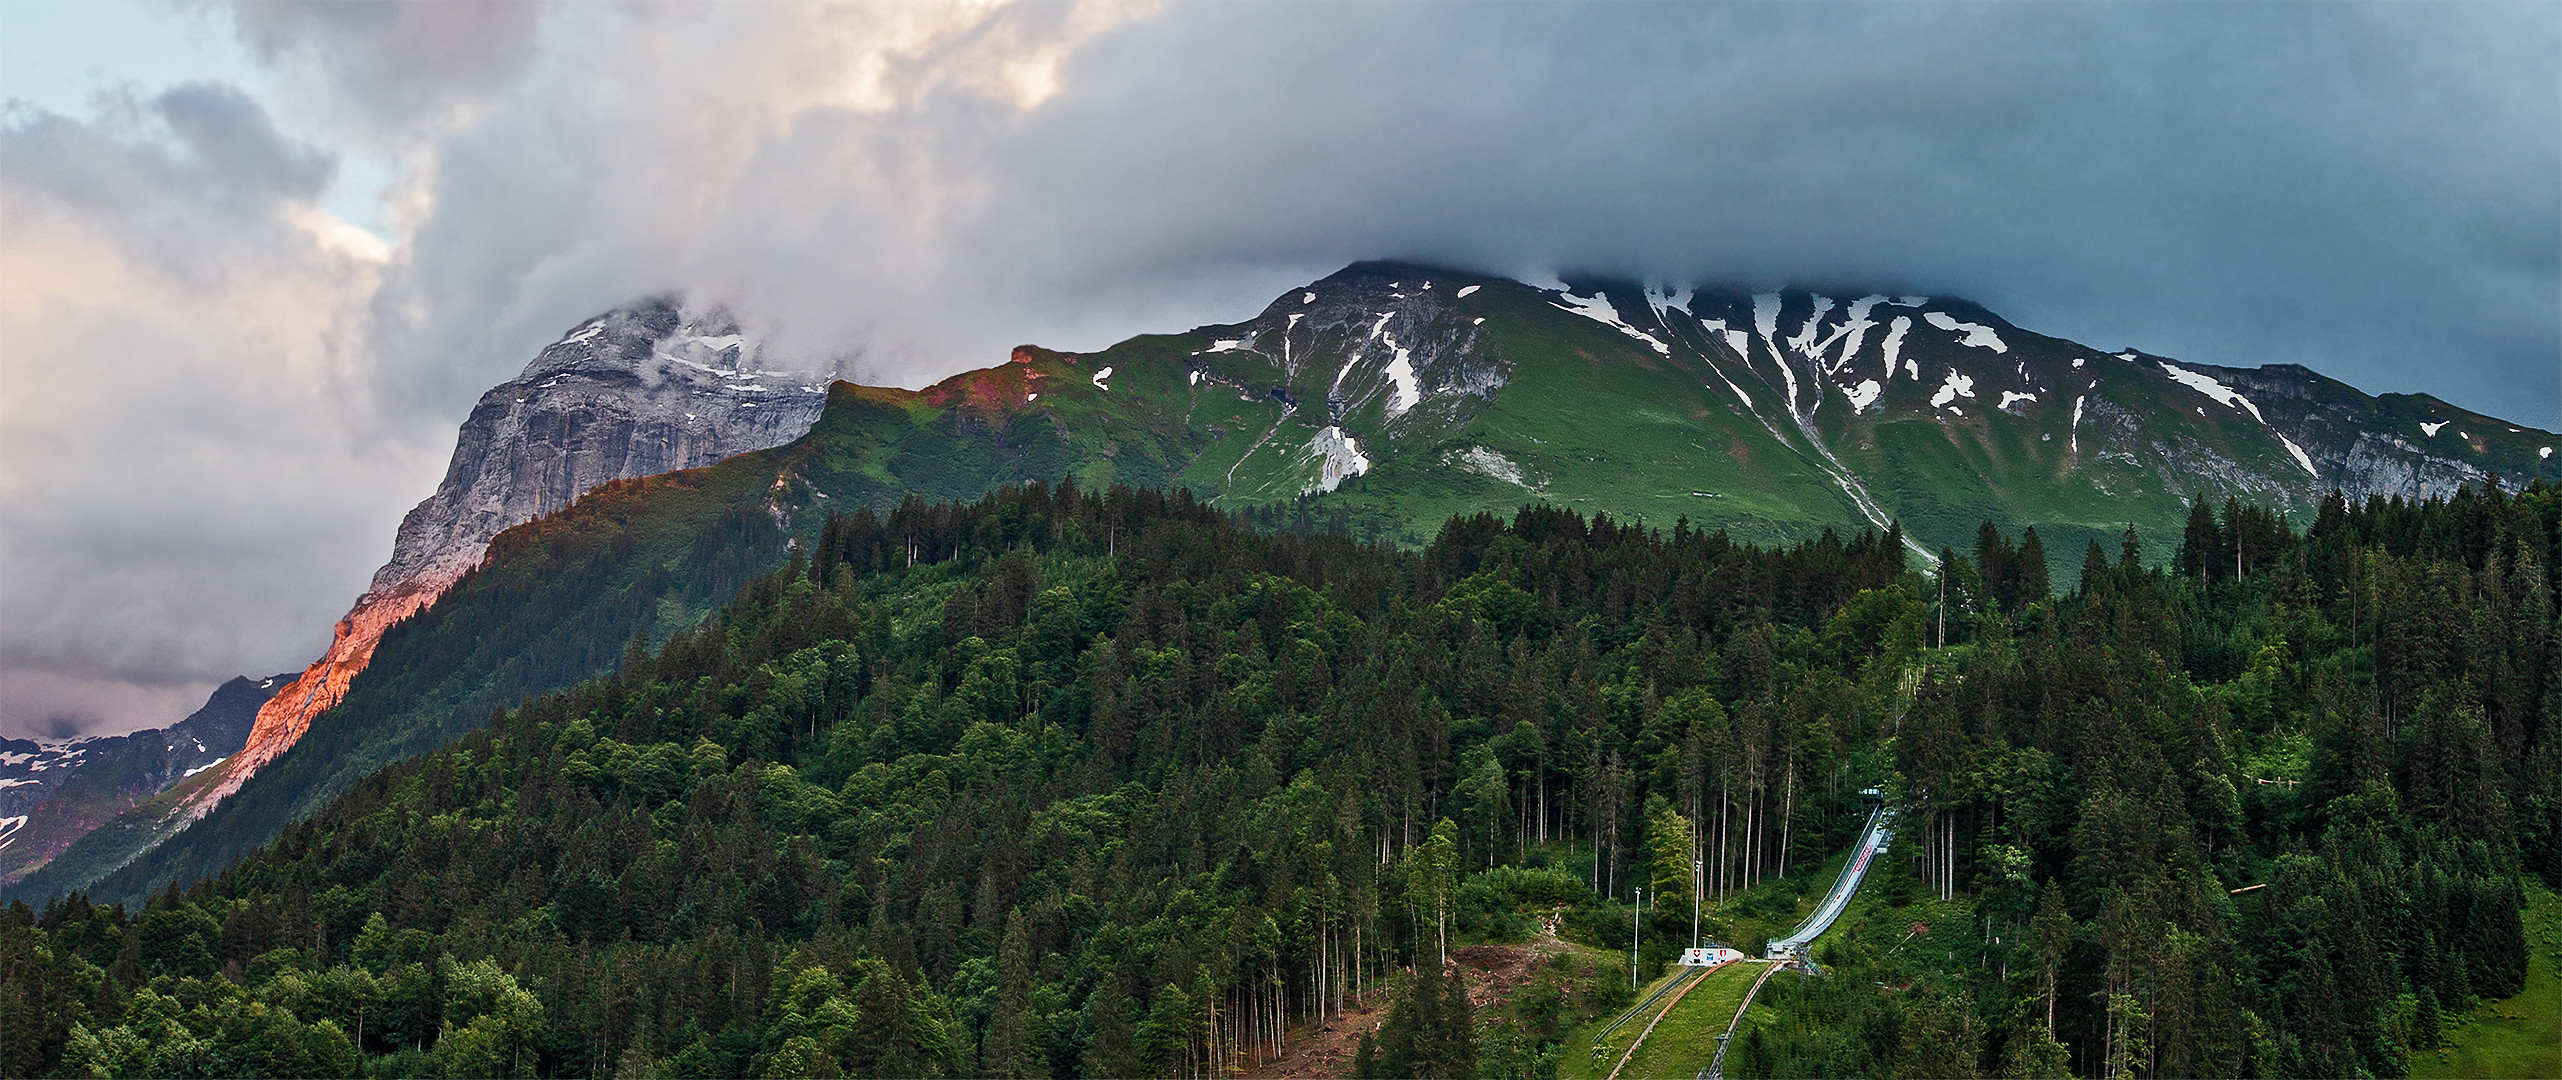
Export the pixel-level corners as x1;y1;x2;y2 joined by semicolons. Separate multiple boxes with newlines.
3;0;2555;737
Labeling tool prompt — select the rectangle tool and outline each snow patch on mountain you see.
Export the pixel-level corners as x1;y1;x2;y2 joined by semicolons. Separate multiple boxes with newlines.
2277;433;2318;477
1456;285;1480;298
2420;421;2448;437
1787;296;1838;356
1810;296;1883;372
1691;319;1759;409
1998;391;2037;412
1924;312;2008;353
1328;315;1396;398
1752;293;1782;350
1931;370;1977;410
2154;360;2325;475
2157;362;2265;423
1090;366;1114;390
1307;426;1370;493
1382;338;1420;416
1846;379;1884;414
1553;289;1671;355
1751;293;1805;417
1721;328;1753;368
1881;316;1914;380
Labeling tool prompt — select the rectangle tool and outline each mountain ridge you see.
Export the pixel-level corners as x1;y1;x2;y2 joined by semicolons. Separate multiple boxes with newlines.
0;673;291;885
13;258;2555;904
1;300;831;890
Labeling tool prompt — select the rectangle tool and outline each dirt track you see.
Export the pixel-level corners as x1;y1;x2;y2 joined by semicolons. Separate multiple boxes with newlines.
1246;911;1590;1079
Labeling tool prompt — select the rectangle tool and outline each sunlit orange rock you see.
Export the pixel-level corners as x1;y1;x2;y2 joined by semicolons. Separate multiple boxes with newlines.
178;568;465;818
166;299;831;827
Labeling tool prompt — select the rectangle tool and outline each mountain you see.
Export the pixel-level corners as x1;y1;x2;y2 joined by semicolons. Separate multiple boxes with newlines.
0;673;291;885
18;260;2554;905
1;300;828;890
1135;265;2552;560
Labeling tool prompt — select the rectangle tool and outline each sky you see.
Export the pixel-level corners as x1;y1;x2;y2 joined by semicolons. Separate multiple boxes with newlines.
2;0;2557;740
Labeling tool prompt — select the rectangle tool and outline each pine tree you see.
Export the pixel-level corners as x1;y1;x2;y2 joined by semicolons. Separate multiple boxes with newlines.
2018;526;2050;604
981;913;1041;1079
1079;989;1138;1080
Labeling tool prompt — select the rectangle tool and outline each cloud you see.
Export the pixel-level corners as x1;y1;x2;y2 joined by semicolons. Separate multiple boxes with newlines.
221;0;544;133
0;669;220;742
348;1;2556;423
2;81;331;284
3;0;2555;735
0;81;443;738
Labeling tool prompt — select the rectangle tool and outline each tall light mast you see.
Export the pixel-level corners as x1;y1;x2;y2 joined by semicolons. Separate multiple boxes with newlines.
1631;886;1643;987
1692;857;1703;948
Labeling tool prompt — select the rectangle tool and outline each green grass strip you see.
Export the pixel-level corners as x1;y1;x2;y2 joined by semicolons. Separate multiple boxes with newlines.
2415;882;2562;1080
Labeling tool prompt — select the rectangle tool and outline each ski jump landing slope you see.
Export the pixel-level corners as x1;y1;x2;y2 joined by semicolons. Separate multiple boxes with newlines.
1765;802;1895;960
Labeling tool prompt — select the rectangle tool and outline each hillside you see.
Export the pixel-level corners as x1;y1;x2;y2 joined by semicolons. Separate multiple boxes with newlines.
2;480;2550;1080
15;260;2555;905
0;303;826;892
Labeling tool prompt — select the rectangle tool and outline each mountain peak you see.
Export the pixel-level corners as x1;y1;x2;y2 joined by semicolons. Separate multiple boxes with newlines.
90;297;839;860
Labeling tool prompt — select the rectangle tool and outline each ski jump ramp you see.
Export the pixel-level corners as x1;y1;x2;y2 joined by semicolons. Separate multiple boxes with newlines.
1764;801;1895;961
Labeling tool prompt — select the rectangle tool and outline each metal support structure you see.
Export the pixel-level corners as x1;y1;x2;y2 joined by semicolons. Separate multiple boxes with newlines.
1692;858;1702;948
1630;886;1644;987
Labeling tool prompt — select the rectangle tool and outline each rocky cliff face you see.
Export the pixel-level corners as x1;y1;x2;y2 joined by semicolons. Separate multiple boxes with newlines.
2180;361;2542;501
183;300;831;821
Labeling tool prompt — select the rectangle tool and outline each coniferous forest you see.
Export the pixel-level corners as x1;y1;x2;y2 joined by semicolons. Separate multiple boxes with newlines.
3;480;2555;1079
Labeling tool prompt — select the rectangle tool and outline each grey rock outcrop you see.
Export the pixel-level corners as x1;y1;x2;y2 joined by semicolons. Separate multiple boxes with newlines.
2187;361;2536;501
0;298;837;885
367;298;833;603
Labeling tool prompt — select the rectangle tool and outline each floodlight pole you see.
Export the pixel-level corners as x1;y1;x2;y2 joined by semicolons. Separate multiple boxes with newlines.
1693;858;1703;949
1631;886;1643;987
